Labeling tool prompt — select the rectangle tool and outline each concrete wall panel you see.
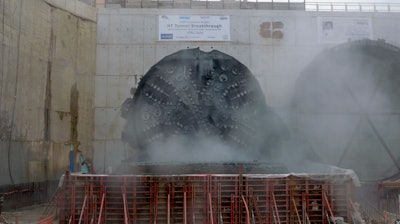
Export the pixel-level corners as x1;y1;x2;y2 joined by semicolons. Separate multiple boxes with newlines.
119;75;137;99
53;10;79;61
27;141;49;182
3;0;21;29
105;140;128;173
250;45;274;78
95;76;108;107
0;0;96;184
93;140;106;173
46;0;96;21
143;45;156;74
77;20;97;75
105;107;124;140
125;15;144;43
373;17;400;44
230;16;250;44
0;142;11;185
143;15;157;44
108;14;121;44
106;76;122;107
48;0;68;8
94;108;107;140
226;45;251;69
294;16;318;45
51;63;76;112
95;8;400;180
8;142;29;184
97;15;109;44
65;0;78;15
109;14;144;44
0;4;2;37
76;17;96;156
121;45;144;76
46;143;69;179
50;111;71;142
96;45;109;75
154;44;173;62
94;139;126;175
116;15;132;44
108;45;122;75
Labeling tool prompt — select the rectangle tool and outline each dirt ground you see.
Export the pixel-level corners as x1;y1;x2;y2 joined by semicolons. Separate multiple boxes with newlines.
1;204;57;224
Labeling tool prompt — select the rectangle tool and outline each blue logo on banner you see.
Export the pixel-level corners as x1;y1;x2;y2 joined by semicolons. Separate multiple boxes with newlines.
161;33;173;39
180;16;190;19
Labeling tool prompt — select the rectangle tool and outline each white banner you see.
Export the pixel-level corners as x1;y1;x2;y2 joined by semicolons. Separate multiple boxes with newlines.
318;17;372;43
159;15;230;41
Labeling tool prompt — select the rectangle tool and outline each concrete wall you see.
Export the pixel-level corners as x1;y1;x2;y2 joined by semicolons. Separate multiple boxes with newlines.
0;0;96;185
94;8;400;179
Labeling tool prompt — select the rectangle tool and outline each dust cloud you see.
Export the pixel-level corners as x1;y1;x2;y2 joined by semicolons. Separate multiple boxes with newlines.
288;39;400;182
118;40;400;183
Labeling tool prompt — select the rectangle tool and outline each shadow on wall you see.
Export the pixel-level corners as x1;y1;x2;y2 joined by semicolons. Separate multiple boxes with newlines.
0;111;28;186
289;39;400;182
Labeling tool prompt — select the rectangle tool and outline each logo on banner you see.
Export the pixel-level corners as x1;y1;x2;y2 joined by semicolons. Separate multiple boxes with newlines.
160;33;173;40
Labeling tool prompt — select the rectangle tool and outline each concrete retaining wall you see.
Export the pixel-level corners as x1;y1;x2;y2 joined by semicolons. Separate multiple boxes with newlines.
0;0;96;185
